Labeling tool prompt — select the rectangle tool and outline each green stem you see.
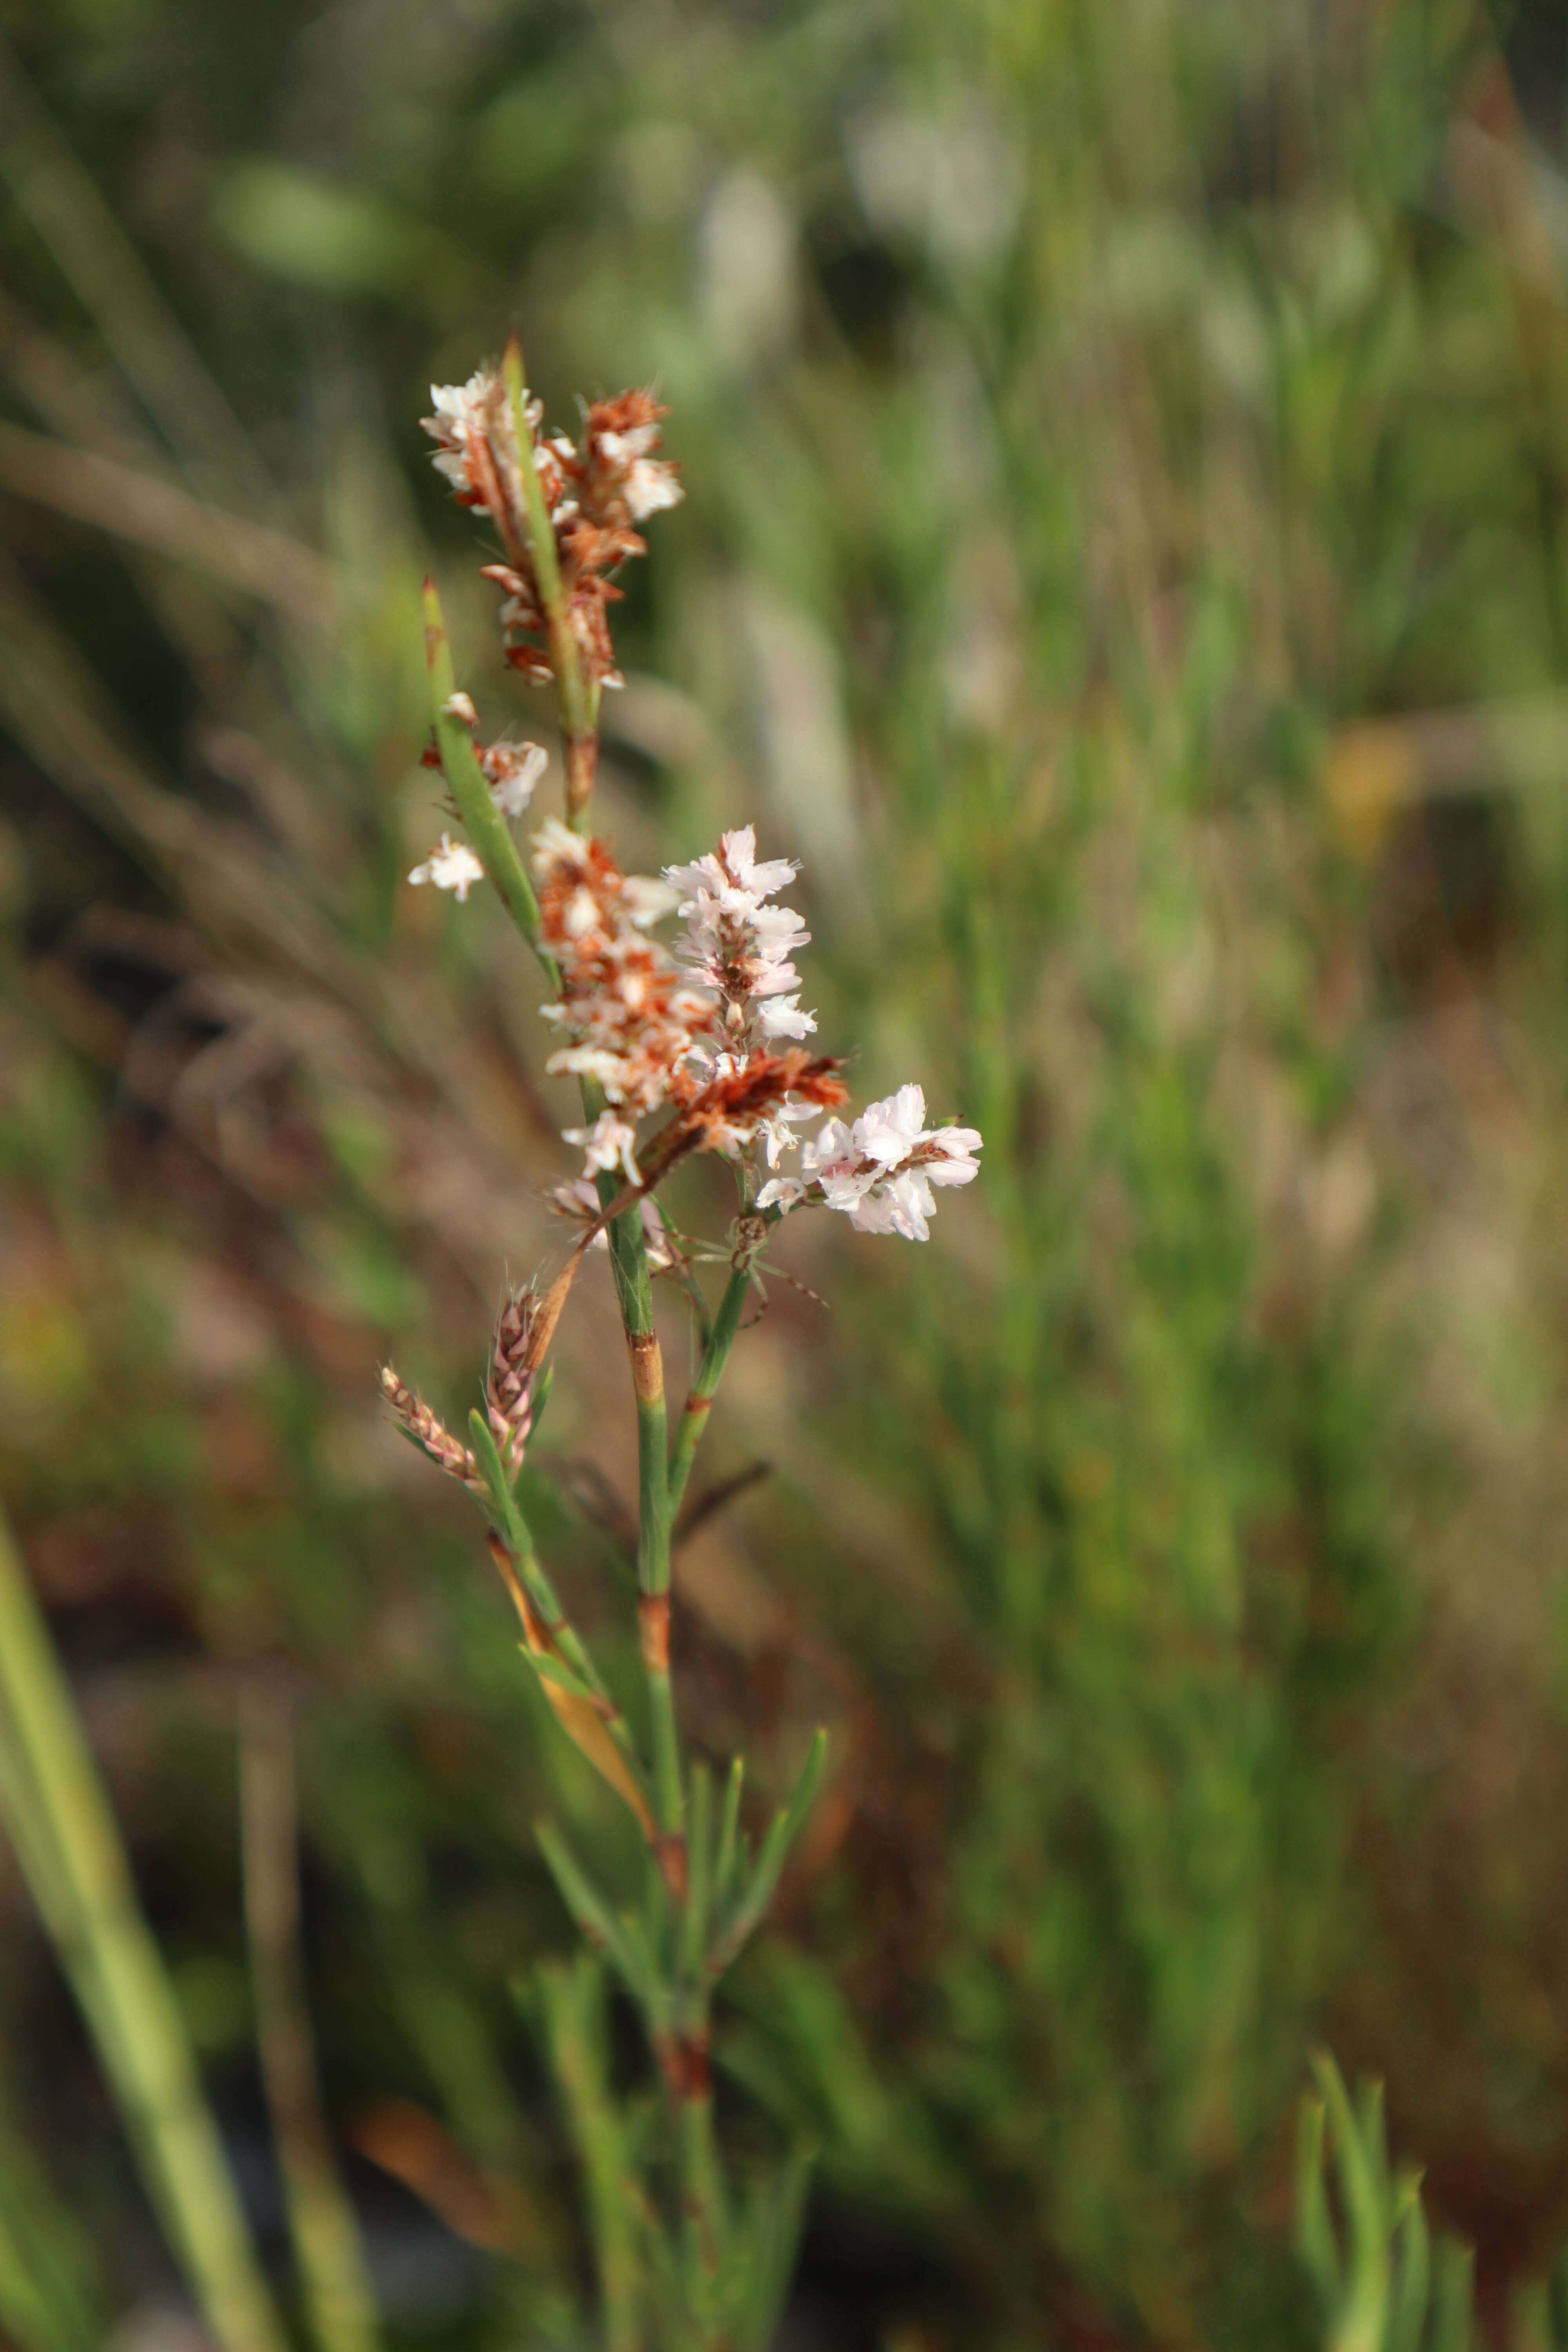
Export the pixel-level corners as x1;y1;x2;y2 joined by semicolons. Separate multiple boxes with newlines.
558;1090;683;1861
539;1960;642;2352
502;341;598;824
421;577;556;976
678;2046;722;2334
667;1261;753;1519
468;1419;652;1813
0;1507;287;2352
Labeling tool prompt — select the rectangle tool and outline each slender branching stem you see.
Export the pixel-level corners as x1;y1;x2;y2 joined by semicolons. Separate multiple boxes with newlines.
503;340;598;824
416;348;837;2350
470;1428;653;1822
668;1260;753;1518
611;1204;684;1880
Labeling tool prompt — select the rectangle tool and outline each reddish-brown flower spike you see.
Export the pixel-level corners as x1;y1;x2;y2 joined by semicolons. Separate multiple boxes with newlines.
668;1050;848;1157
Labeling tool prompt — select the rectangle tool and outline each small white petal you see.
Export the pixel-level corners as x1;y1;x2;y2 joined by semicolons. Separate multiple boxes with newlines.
625;458;683;520
408;833;485;902
619;874;681;928
487;740;548;820
562;1112;641;1185
758;993;817;1041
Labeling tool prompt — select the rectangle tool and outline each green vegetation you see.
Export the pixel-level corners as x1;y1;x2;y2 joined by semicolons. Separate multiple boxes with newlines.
5;0;1568;2344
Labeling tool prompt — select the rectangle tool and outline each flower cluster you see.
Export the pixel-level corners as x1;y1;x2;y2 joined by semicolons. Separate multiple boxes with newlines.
414;352;980;1241
666;1046;848;1163
664;826;815;1044
758;1083;982;1242
532;818;714;1181
423;370;680;695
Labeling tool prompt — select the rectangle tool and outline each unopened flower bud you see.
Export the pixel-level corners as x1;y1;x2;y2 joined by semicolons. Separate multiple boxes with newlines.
487;1289;539;1472
381;1365;485;1491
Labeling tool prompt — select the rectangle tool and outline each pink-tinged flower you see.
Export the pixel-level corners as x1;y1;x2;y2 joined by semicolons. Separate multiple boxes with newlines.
595;426;684;521
409;833;485;901
767;1085;982;1240
481;739;548;820
535;826;720;1129
424;373;572;521
581;395;683;528
664;826;816;1044
563;1111;641;1186
423;372;495;503
551;1178;677;1266
665;825;800;912
426;691;548;822
758;993;816;1042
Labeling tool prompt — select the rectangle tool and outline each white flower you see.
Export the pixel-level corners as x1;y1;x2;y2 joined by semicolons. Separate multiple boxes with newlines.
757;1099;821;1166
441;690;478;726
664;825;816;1045
599;425;661;464
597;425;684;522
757;991;817;1041
789;1087;984;1241
563;1111;640;1186
618;874;681;929
855;1082;930;1165
922;1123;983;1185
756;1174;807;1212
626;459;684;521
802;1118;875;1212
665;826;799;913
409;833;485;902
424;372;495;497
482;739;547;820
550;1044;635;1096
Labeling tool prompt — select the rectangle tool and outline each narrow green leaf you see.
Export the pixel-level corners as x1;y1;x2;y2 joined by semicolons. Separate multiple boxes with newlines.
1356;2078;1391;2220
709;1731;826;1979
516;1646;601;1708
713;1759;744;1916
734;2145;812;2352
1294;2096;1339;2311
1431;2243;1475;2352
1312;2054;1386;2279
421;578;554;967
535;1823;650;2004
468;1409;539;1571
681;1760;713;1986
1388;2177;1430;2352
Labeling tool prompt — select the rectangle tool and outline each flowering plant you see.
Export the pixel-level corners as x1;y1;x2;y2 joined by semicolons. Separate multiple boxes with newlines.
388;342;980;2349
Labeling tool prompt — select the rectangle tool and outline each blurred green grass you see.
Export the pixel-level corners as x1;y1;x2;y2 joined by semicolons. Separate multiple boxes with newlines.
7;0;1568;2344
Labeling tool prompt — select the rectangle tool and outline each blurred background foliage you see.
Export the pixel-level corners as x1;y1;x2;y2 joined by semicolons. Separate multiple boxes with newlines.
5;0;1568;2344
